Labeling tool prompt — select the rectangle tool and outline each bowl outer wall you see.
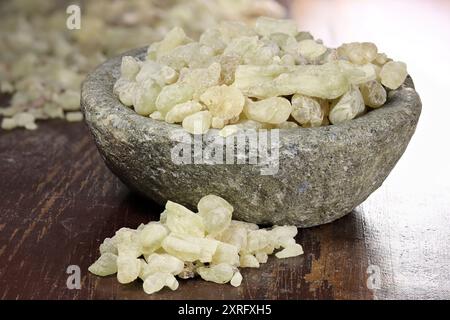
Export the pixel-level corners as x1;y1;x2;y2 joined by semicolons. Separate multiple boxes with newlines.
81;48;422;227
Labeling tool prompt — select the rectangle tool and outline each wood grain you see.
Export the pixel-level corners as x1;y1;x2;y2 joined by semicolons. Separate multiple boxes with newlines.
0;121;374;299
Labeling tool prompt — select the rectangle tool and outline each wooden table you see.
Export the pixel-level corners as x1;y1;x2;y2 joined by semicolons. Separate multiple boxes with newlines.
1;0;450;300
0;117;448;300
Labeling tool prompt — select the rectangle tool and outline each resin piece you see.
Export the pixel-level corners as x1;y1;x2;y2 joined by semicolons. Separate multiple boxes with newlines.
197;263;235;284
269;226;298;249
219;124;240;137
298;39;327;61
255;252;269;263
379;61;408;90
230;272;243;287
199;206;232;236
99;237;118;255
338;42;378;65
155;83;194;115
120;56;141;81
117;254;141;284
161;233;202;262
140;253;184;279
116;80;138;107
1;118;16;130
359;80;387;108
180;63;221;100
218;21;257;43
275;244;304;259
338;60;377;85
212;242;240;266
165;200;205;237
200;85;245;123
147;27;192;60
182;110;212;135
88;253;118;276
238;62;350;99
247;229;272;253
374;52;390;66
150;111;164;120
239;254;260;268
329;86;366;124
233;64;291;97
165;101;204;124
277;121;299;129
219;53;242;85
291;94;327;127
255;17;298;37
143;272;178;294
218;225;248;252
230;220;259;231
243;97;292;124
65;111;84;122
199;28;226;54
133;80;161;116
139;222;169;255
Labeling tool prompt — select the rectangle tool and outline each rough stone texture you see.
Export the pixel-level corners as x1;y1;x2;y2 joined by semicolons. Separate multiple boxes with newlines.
81;48;421;227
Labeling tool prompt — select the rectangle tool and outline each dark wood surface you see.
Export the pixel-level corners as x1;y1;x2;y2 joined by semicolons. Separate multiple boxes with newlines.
1;0;450;300
0;121;373;300
0;118;448;300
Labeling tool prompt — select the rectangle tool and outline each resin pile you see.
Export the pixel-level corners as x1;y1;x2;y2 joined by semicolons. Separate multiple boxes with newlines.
0;0;285;130
89;195;303;295
114;17;409;135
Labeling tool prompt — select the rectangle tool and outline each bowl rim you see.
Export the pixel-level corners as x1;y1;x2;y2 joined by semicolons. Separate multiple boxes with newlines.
81;47;422;145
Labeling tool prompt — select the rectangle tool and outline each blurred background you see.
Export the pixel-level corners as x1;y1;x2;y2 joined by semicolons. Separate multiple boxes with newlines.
291;0;450;299
1;0;449;299
291;0;450;191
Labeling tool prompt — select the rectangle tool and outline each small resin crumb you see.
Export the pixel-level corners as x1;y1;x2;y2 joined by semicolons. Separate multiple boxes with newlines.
65;112;84;122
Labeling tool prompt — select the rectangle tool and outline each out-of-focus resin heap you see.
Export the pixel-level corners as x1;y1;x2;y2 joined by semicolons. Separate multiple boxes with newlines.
114;17;409;136
0;0;285;130
89;195;303;295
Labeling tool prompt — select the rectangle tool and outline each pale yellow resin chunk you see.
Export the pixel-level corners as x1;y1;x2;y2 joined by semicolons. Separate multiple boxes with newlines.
86;195;307;295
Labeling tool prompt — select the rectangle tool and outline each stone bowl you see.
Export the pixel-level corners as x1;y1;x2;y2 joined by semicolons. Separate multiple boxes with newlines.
81;48;421;227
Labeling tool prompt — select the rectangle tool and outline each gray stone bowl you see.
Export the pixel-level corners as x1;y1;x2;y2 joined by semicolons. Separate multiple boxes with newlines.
81;48;421;227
